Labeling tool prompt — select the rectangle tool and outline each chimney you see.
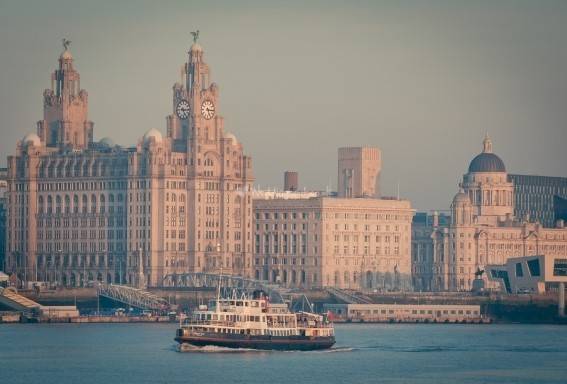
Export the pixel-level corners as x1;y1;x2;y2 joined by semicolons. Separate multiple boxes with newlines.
284;171;298;192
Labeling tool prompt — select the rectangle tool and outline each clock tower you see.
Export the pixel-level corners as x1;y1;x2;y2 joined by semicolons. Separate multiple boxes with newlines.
163;33;255;276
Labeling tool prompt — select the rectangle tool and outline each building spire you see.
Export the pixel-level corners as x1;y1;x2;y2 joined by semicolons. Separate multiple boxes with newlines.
482;133;493;153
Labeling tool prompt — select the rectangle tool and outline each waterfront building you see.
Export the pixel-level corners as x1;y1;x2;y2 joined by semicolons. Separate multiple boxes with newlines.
5;38;254;287
337;147;381;198
486;254;567;294
253;196;414;290
411;211;450;291
0;168;7;272
509;174;567;228
429;135;567;291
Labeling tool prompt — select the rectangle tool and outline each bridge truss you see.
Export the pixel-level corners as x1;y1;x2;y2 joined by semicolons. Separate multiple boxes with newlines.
97;284;170;311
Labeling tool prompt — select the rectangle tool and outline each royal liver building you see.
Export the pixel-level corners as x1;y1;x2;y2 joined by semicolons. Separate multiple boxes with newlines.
5;37;254;287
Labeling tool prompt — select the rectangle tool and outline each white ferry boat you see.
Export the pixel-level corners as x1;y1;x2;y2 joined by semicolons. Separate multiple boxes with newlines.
175;291;335;351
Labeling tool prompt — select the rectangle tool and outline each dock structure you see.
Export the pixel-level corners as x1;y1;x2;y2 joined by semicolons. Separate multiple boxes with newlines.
0;287;79;321
0;287;41;316
324;303;487;323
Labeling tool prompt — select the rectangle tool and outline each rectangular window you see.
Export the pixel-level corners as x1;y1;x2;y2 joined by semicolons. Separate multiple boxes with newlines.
515;263;523;277
527;259;541;277
553;259;567;277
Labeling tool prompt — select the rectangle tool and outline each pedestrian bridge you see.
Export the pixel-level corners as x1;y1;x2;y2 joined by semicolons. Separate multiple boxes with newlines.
0;287;41;315
97;284;170;311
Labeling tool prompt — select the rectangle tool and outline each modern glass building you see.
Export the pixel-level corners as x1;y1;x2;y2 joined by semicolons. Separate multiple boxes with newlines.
509;174;567;228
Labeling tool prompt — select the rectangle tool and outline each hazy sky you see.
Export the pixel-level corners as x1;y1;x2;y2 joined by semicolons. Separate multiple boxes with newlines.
1;0;566;211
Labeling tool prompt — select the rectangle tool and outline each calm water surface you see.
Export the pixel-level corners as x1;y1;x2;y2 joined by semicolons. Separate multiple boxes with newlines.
1;323;566;384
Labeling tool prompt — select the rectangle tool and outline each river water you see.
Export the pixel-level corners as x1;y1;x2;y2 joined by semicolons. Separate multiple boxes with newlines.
1;323;566;384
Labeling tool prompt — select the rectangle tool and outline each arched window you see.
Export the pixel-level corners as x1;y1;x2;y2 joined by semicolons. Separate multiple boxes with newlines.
100;194;106;213
64;195;70;213
38;196;44;214
334;271;340;286
91;194;97;214
55;195;62;214
109;194;115;203
73;195;79;213
74;161;81;177
301;270;306;284
82;194;88;213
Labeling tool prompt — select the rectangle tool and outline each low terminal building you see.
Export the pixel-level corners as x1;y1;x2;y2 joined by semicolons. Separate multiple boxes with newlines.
486;254;567;295
324;303;485;323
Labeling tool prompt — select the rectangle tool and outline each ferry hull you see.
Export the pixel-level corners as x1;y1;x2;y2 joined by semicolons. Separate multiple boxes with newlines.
175;332;335;351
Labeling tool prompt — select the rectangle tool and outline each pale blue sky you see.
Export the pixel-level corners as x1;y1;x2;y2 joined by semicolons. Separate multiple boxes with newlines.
1;0;566;210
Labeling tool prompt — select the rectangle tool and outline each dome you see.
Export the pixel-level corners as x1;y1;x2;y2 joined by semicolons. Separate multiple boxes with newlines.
467;134;506;173
452;190;470;205
224;132;238;144
468;153;506;173
99;137;115;147
143;128;162;144
22;133;41;147
190;43;203;52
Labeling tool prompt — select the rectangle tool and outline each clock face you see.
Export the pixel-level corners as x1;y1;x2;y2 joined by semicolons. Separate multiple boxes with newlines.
201;100;216;120
176;100;190;120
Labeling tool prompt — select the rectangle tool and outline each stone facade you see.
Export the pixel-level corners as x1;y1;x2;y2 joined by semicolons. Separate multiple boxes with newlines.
5;40;254;287
420;136;567;291
337;147;381;198
253;197;414;290
0;168;7;272
411;211;450;292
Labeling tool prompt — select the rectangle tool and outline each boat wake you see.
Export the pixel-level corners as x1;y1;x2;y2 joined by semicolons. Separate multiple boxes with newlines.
176;343;353;354
306;346;355;353
177;344;266;353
